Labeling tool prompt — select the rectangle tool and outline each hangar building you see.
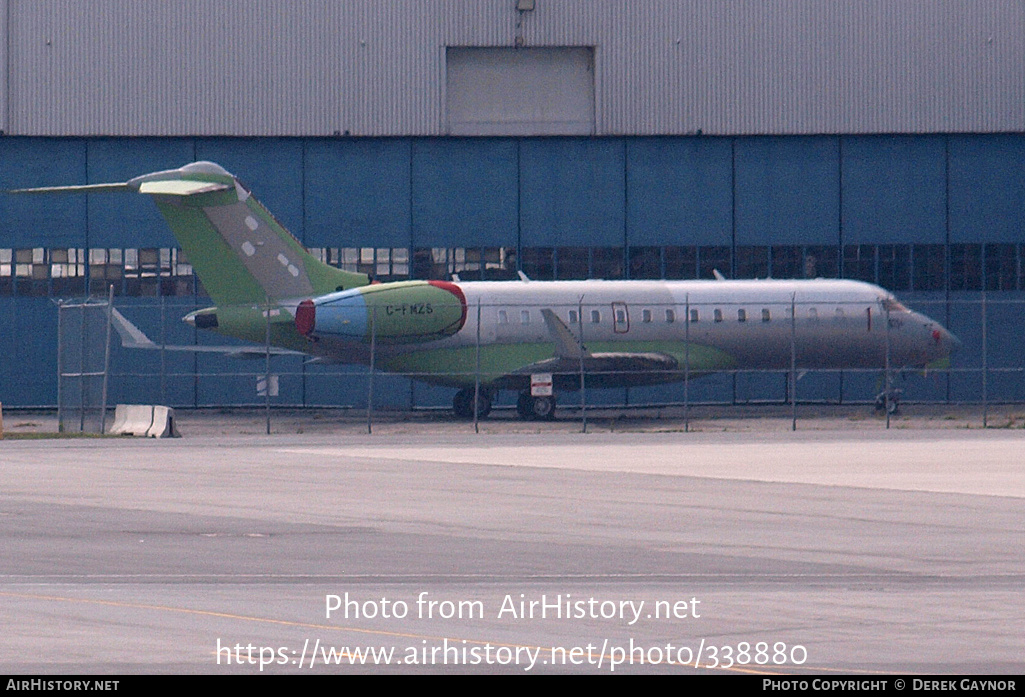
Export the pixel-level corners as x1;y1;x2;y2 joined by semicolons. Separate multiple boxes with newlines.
1;1;1023;408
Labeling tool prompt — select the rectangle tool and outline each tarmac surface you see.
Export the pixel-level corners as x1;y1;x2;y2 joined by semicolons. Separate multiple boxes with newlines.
0;407;1023;674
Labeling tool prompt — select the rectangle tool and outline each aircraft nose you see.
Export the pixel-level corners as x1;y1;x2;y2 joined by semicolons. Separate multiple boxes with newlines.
930;324;960;356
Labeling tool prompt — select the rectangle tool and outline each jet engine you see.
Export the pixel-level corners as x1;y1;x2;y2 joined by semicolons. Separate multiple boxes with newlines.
295;280;466;343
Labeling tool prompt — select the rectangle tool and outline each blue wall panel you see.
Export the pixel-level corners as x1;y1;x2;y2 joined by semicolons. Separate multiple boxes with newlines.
0;297;58;406
305;139;412;249
411;139;517;248
841;136;946;244
949;135;1025;243
626;138;733;247
519;138;626;247
0;139;88;248
87;139;197;248
3;134;1025;407
735;137;840;245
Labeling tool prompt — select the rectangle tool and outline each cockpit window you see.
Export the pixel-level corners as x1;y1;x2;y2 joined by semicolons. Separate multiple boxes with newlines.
881;297;908;313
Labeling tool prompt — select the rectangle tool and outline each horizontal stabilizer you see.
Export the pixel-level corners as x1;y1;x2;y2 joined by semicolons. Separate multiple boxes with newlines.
9;182;133;194
138;180;231;196
111;308;302;356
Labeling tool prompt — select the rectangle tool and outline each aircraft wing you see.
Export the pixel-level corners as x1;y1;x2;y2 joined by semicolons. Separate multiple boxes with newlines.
487;308;680;390
110;308;304;358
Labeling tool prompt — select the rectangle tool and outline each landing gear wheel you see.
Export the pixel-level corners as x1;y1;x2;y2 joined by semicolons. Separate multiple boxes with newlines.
874;388;902;415
453;388;492;419
531;395;556;421
516;392;556;421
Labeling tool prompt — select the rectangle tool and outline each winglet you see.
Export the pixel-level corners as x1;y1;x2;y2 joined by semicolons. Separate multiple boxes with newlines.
540;309;590;359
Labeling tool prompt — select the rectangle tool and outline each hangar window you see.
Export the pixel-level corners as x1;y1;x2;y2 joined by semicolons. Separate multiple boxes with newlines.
521;247;555;281
770;246;803;280
842;245;876;284
985;243;1018;292
949;244;982;291
556;247;589;280
408;247;514;281
877;244;911;291
664;246;698;280
911;244;945;291
629;247;661;279
736;246;769;279
592;247;625;280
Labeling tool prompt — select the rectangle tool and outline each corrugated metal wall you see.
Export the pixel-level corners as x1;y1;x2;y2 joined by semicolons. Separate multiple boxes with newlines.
3;0;1022;137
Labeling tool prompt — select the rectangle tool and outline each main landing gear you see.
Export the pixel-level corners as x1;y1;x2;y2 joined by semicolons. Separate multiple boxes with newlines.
452;388;556;421
452;387;492;419
517;391;556;421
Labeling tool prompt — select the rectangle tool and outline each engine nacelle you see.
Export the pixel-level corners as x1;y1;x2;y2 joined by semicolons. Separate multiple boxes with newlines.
295;280;466;343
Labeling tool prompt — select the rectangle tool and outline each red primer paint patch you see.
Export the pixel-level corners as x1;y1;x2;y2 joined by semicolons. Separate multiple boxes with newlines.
295;299;316;336
428;280;468;331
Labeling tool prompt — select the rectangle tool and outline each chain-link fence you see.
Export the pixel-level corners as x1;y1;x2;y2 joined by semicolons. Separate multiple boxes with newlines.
56;294;113;433
70;293;1025;431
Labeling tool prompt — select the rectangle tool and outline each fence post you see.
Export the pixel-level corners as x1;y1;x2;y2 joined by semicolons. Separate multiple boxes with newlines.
100;285;114;434
367;305;376;435
265;295;272;435
578;296;587;434
982;290;988;428
790;293;797;432
78;302;86;432
57;300;64;432
684;294;690;433
884;304;891;430
474;298;481;434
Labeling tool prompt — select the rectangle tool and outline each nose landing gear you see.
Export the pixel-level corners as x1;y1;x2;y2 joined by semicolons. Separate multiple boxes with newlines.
874;388;903;415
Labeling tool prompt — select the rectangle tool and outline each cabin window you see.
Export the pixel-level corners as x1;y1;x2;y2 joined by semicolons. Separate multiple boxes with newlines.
568;309;578;324
521;309;530;324
498;310;508;324
737;308;747;322
590;310;601;324
642;309;652;323
714;309;723;323
689;308;699;322
835;307;846;323
665;309;675;323
808;307;818;321
762;308;771;322
615;308;627;324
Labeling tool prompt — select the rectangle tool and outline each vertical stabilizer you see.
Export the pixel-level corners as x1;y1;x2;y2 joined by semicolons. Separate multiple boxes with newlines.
138;162;369;305
15;161;370;306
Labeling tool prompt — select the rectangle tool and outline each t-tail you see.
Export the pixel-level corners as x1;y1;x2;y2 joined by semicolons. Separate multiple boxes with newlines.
13;161;370;306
